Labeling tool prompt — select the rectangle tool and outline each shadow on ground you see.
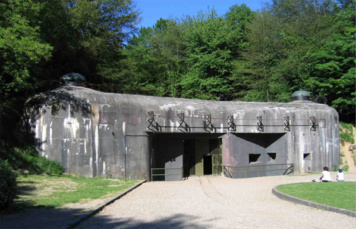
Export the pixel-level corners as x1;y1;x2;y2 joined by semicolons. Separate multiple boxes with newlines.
1;209;207;229
0;182;88;229
0;207;88;229
75;213;210;229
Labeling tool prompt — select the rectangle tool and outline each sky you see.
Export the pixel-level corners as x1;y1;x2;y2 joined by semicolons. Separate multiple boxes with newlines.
134;0;271;28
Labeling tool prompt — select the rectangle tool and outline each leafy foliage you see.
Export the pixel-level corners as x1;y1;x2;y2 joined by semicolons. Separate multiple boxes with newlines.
0;160;17;214
0;0;52;95
339;122;355;145
305;2;355;122
123;19;186;96
124;5;254;100
179;10;233;100
0;146;64;176
36;0;140;83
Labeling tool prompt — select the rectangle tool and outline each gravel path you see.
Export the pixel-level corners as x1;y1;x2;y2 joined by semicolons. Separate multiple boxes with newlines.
76;173;355;229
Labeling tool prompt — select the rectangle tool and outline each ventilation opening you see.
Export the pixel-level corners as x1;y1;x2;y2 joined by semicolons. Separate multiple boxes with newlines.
249;154;261;163
267;153;277;161
303;153;311;160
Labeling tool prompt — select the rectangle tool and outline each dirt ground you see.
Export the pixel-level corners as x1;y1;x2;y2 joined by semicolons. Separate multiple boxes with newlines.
77;174;356;229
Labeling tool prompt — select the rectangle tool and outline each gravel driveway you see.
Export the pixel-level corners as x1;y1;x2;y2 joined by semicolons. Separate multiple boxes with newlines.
76;173;355;229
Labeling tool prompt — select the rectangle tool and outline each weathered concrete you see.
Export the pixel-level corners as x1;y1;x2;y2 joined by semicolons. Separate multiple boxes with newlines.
26;86;340;180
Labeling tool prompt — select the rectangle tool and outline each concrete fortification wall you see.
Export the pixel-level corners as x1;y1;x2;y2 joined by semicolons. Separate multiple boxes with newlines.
26;86;340;180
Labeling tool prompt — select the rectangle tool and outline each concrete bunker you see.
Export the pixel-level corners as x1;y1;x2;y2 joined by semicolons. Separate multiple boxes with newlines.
25;86;340;181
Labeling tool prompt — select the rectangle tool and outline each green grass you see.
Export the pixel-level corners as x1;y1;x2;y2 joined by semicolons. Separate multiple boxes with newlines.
15;175;139;208
277;182;356;211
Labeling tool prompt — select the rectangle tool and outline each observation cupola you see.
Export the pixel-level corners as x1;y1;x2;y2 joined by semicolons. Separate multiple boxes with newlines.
60;73;86;86
291;90;311;101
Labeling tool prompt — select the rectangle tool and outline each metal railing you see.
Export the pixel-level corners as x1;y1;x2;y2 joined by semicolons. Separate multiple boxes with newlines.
224;163;294;179
151;168;183;181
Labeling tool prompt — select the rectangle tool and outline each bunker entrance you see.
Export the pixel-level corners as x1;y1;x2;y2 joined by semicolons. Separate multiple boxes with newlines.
150;133;222;181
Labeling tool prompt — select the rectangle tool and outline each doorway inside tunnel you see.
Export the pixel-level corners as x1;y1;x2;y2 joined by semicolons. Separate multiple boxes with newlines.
204;155;212;175
150;133;222;181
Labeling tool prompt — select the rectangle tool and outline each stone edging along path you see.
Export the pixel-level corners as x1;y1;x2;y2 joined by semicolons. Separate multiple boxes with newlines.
272;185;355;218
66;180;146;228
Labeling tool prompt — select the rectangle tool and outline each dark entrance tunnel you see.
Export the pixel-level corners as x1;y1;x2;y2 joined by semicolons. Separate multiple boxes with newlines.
150;133;222;181
203;155;212;175
183;139;195;178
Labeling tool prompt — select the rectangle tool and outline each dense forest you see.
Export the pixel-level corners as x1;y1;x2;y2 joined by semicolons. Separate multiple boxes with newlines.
0;0;355;153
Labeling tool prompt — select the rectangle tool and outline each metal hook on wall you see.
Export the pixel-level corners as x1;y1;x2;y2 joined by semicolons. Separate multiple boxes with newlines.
284;116;290;131
203;114;215;133
147;111;161;132
257;116;264;132
177;113;190;132
228;116;236;132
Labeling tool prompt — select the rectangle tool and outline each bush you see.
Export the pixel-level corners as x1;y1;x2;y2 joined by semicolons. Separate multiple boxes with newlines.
31;156;64;176
1;146;64;176
339;122;355;146
0;160;17;214
343;164;349;172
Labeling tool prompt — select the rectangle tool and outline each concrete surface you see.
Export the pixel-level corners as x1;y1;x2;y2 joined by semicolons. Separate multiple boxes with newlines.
76;173;356;229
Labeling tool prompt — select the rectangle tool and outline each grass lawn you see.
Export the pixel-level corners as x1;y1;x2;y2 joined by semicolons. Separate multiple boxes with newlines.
277;182;356;211
15;175;139;209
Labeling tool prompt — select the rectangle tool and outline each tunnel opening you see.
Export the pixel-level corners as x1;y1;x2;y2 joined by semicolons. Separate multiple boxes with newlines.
203;155;212;175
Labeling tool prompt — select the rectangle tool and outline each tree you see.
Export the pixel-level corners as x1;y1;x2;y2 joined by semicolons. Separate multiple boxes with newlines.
225;4;254;58
179;9;234;100
0;0;52;95
123;18;187;96
124;5;254;101
0;0;52;144
224;4;259;101
235;9;287;102
37;0;140;83
305;1;355;122
238;0;341;103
